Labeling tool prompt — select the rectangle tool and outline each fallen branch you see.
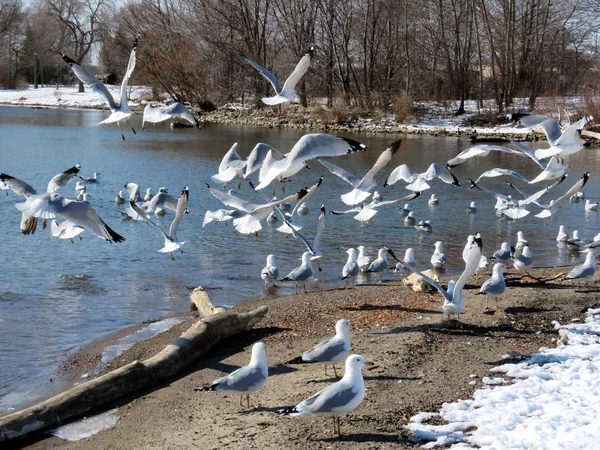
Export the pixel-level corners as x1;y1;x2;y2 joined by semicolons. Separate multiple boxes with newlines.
0;305;268;442
506;271;567;284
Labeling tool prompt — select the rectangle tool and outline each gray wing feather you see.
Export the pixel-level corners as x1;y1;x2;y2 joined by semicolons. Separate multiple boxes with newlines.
245;57;282;93
303;339;347;363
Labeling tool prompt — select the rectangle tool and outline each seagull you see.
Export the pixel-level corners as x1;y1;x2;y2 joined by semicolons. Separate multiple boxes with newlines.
245;47;313;105
428;194;439;206
357;246;371;272
415;219;433;232
512;245;533;271
514;231;529;255
566;230;584;250
207;185;309;235
129;187;189;259
474;168;530;184
366;248;389;281
1;164;81;235
477;263;506;309
394;248;416;278
256;134;366;191
564;251;596;287
384;163;459;192
144;188;153;202
446;144;523;167
342;249;360;285
404;211;417;226
202;209;244;228
528;155;568;185
115;190;125;205
492;242;511;261
330;192;421;224
467;201;477;213
59;39;138;140
585;200;599;212
556;225;568;242
79;172;101;183
76;187;88;201
261;254;279;287
142;102;200;130
517;115;590;159
372;191;382;202
468;179;515;214
277;204;326;271
279;354;371;437
318;140;400;205
244;143;284;179
280;252;314;293
431;241;446;270
74;180;86;192
124;182;142;202
535;172;590;219
142;188;180;214
399;203;412;216
211;143;247;186
275;177;323;235
286;319;351;377
194;342;268;408
404;233;483;318
15;192;125;243
298;203;309;215
50;218;85;242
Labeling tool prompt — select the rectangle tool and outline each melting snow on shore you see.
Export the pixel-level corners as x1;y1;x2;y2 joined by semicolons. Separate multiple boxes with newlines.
52;409;119;441
406;308;600;449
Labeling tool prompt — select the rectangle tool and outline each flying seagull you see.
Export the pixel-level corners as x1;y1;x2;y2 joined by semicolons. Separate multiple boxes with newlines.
384;163;459;192
59;39;138;140
129;187;189;259
245;47;314;105
142;102;200;130
319;140;401;206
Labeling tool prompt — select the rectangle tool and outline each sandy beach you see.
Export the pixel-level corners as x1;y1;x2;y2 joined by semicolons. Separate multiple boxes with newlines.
4;264;598;449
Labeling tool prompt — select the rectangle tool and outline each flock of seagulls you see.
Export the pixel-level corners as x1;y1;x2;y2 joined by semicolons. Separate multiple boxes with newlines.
2;38;597;438
195;319;369;436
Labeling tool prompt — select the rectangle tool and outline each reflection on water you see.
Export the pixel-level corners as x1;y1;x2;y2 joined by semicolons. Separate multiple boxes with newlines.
0;106;598;412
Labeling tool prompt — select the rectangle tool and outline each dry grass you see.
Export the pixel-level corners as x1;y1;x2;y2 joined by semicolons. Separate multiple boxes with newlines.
393;95;413;123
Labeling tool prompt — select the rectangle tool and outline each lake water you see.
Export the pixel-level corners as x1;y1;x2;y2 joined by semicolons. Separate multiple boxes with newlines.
0;106;598;413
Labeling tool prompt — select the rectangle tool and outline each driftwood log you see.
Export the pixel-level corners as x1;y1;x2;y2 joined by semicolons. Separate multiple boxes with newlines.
190;285;227;316
0;305;268;441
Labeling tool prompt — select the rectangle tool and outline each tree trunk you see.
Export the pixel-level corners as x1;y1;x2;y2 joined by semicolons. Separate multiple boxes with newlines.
78;79;85;93
0;306;268;442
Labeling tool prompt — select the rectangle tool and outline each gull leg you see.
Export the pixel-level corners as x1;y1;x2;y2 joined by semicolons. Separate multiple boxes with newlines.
324;364;328;377
295;282;298;294
336;417;342;437
332;417;336;435
240;395;244;407
333;365;338;378
303;282;307;294
171;253;175;261
117;122;126;141
317;260;323;272
127;119;137;135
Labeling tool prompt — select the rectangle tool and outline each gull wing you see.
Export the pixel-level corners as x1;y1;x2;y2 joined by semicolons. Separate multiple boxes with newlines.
529;118;562;145
168;187;189;241
384;164;417;187
143;192;179;212
256;150;289;190
358;140;401;189
312;204;326;256
446;144;520;167
555;116;588;146
218;143;243;174
59;53;117;111
280;47;313;97
47;164;81;193
422;163;460;186
318;159;361;187
403;262;451;303
475;168;530;184
509;140;545;168
207;186;257;212
288;134;367;165
142;103;199;129
273;204;315;255
290;177;323;217
129;199;167;240
245;143;283;178
548;172;590;211
244;57;282;94
0;173;37;197
15;193;57;219
119;38;138;108
366;191;421;208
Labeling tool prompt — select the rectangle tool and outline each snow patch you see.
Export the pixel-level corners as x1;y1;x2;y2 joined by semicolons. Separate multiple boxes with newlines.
52;409;118;441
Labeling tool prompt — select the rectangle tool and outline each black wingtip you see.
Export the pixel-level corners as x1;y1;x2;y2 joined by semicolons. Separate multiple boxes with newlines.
64;165;81;175
297;188;309;200
277;406;298;415
103;220;125;243
320;204;326;215
194;385;217;392
468;179;479;190
342;137;367;153
474;232;483;250
389;140;402;155
59;52;77;66
306;46;315;56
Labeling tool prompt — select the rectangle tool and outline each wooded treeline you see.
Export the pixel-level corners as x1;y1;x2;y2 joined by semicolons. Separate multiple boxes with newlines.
0;0;598;113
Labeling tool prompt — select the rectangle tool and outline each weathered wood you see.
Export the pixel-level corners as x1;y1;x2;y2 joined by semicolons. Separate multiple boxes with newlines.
0;306;268;442
403;269;440;292
189;285;227;316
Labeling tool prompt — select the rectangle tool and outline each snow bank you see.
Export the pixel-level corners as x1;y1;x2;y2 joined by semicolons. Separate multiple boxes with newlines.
406;308;600;449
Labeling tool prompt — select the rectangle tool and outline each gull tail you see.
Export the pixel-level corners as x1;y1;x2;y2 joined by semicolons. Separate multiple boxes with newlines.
193;385;217;392
285;356;305;365
277;406;298;415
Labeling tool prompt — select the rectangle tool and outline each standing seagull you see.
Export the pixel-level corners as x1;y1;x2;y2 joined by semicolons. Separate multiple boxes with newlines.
59;39;138;140
366;248;389;281
286;319;351;377
431;241;446;270
261;254;279;287
280;252;313;293
279;354;372;437
564;252;596;288
477;263;506;309
245;47;314;105
393;248;417;279
318;140;401;205
129;187;189;259
357;246;371;272
342;249;360;285
194;342;268;408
